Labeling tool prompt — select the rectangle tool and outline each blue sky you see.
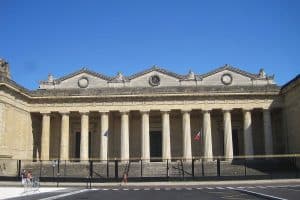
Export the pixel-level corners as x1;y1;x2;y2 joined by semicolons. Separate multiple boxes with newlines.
1;0;299;89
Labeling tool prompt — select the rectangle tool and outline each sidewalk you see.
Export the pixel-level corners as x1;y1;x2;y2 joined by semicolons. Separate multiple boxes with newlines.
1;178;300;187
0;187;66;200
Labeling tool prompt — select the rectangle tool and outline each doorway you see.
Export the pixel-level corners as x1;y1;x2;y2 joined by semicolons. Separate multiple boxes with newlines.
150;131;162;162
232;129;239;156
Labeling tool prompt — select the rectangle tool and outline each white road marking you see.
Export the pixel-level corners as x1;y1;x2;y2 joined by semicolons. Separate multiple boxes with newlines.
133;188;140;191
122;188;129;191
235;188;288;200
196;187;203;190
206;187;214;190
38;189;90;200
112;189;119;191
144;188;150;191
154;188;160;191
216;187;224;190
258;186;267;188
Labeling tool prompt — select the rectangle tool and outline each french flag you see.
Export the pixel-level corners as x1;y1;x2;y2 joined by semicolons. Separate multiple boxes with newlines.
194;129;202;141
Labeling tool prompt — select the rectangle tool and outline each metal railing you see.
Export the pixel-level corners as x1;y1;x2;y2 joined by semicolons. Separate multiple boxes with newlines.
0;154;299;185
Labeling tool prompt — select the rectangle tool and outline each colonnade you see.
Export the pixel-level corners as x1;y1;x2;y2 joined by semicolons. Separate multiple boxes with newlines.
39;109;273;162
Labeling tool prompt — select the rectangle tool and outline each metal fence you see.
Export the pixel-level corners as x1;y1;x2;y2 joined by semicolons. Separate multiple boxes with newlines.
0;155;299;184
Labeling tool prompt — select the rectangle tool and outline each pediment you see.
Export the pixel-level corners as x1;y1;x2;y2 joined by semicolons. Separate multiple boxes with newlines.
39;68;110;89
200;65;260;86
128;66;183;87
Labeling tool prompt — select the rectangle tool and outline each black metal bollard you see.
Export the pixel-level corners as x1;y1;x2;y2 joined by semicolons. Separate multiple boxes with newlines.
217;159;220;177
115;160;118;179
191;159;195;178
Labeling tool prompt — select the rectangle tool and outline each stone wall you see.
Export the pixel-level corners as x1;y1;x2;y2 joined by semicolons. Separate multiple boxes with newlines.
2;103;33;160
282;77;300;154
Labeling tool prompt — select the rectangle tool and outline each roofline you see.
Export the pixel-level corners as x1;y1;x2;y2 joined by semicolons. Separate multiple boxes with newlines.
53;68;111;83
200;65;260;79
280;74;300;94
127;66;184;80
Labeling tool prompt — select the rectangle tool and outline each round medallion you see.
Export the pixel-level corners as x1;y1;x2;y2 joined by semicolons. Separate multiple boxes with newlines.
78;77;89;88
149;75;160;86
221;73;233;85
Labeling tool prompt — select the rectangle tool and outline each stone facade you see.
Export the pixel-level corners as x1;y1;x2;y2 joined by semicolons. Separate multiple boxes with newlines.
0;59;298;164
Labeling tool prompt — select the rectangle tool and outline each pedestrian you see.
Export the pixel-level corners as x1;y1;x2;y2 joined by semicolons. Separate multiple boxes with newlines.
21;169;27;185
122;173;128;184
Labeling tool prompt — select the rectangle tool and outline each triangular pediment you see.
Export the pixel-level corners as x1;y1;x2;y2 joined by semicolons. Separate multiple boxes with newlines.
128;66;183;87
199;65;261;86
39;68;111;89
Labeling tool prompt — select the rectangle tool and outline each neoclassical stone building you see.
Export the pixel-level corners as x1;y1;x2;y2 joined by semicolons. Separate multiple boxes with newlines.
0;58;299;163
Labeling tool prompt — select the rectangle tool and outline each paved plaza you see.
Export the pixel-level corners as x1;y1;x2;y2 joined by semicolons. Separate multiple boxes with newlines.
1;179;300;200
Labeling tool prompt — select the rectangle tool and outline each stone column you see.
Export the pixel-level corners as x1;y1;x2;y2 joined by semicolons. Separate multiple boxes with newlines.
223;110;233;161
263;109;273;156
121;111;129;161
141;111;150;162
60;112;69;161
182;110;192;161
243;110;254;157
80;112;89;162
203;110;213;161
100;112;109;161
162;110;171;161
41;112;50;161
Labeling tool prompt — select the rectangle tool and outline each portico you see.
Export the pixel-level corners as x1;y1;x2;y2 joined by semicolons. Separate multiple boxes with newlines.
36;107;276;162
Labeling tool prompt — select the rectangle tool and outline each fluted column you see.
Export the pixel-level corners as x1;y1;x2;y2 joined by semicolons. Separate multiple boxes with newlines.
141;111;150;162
263;109;273;155
100;112;109;161
243;110;254;157
41;112;50;161
80;112;89;161
223;110;233;161
203;110;213;161
121;111;129;161
162;110;171;161
182;110;192;161
60;112;69;161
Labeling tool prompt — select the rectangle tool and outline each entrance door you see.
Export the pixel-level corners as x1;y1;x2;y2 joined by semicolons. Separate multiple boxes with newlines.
75;132;80;161
150;131;162;162
232;129;239;156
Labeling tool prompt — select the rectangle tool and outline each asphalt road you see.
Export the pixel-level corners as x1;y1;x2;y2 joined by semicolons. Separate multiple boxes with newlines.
8;184;300;200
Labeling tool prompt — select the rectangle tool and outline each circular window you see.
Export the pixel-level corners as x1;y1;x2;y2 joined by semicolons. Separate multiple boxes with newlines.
149;75;160;86
78;77;89;88
221;73;233;85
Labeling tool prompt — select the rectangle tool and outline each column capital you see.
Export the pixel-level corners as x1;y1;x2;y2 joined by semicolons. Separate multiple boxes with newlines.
140;109;150;114
181;109;191;114
99;111;109;114
60;111;70;115
40;111;51;115
202;109;211;113
120;110;130;115
79;111;89;115
242;108;252;113
161;109;170;113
